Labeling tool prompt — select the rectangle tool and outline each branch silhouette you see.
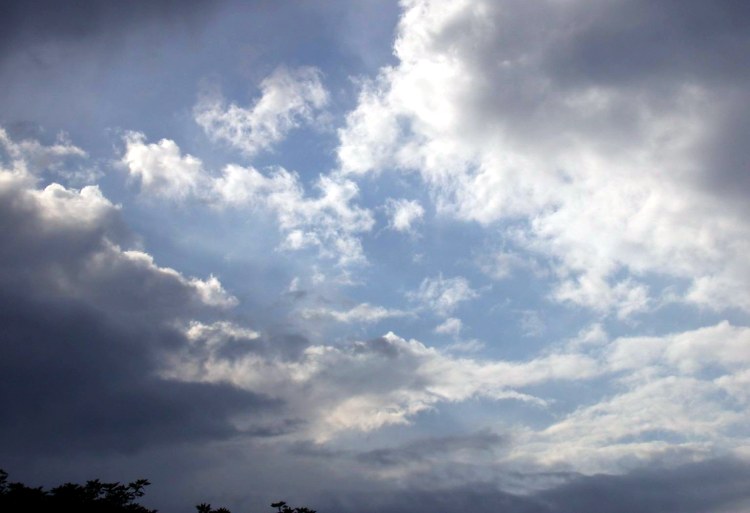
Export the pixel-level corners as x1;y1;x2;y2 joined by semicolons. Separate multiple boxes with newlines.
1;469;317;513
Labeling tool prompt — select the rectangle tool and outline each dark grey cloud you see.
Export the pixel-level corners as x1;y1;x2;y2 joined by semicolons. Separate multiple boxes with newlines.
353;335;402;359
0;146;279;459
323;485;545;513
539;0;750;203
544;0;750;87
0;0;220;59
539;457;750;513
356;431;505;467
316;458;750;513
288;430;506;469
0;290;278;457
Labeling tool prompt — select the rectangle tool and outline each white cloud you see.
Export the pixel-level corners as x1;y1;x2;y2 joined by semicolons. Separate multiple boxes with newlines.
445;338;485;353
410;274;479;316
385;197;424;232
519;310;545;338
185;320;260;346
434;317;462;336
121;131;205;199
301;303;411;324
524;375;740;473
120;134;374;266
565;323;609;351
552;276;651;320
336;0;750;315
476;249;530;281
605;321;750;375
510;321;750;473
195;66;329;156
0;127;87;177
218;165;374;266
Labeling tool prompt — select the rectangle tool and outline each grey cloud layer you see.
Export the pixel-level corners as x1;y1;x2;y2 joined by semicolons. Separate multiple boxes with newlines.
319;457;750;513
0;0;221;72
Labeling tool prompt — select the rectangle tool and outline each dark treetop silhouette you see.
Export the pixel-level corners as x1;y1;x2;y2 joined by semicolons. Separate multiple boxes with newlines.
0;469;315;513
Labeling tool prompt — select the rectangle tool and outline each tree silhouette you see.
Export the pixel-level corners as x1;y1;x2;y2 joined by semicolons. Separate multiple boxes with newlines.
196;502;232;513
0;469;156;513
271;500;317;513
1;469;317;513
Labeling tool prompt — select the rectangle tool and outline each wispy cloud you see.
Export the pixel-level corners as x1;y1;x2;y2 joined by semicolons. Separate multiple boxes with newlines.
195;66;329;156
409;274;479;316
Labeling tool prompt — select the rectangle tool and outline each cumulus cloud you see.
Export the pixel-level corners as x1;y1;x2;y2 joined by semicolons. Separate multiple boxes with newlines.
121;131;205;199
195;66;329;156
337;0;750;315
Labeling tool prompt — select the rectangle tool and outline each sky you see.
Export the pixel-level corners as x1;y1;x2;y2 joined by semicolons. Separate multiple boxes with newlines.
2;1;750;512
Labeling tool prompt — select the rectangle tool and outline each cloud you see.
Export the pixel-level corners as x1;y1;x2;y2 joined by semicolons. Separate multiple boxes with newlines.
0;130;271;457
509;321;750;473
301;303;411;324
6;128;750;510
0;0;220;61
356;430;505;469
165;329;603;441
476;249;532;281
120;131;205;200
217;165;374;266
337;0;750;315
434;317;462;336
445;338;485;353
163;312;748;476
4;3;750;509
519;310;545;338
195;66;329;156
120;132;374;265
385;197;424;232
409;274;479;316
538;456;750;513
320;457;750;513
0;128;86;174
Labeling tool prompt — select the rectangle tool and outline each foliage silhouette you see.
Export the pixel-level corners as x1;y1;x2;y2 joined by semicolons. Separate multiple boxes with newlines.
271;500;317;513
1;469;317;513
0;469;155;513
196;502;232;513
